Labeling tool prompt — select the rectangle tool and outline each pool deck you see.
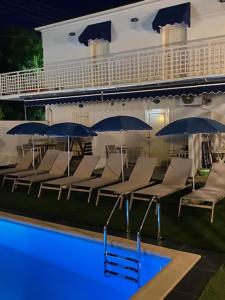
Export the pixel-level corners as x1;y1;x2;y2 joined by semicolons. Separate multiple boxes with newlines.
0;211;201;300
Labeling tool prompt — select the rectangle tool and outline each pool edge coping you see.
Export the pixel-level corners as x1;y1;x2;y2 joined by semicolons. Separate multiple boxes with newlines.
0;212;201;300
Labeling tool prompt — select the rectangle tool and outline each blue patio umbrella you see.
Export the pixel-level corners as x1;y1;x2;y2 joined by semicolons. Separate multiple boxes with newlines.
7;122;49;168
156;117;225;188
92;116;152;132
156;117;225;136
45;122;97;175
92;115;152;180
7;122;49;135
92;116;152;233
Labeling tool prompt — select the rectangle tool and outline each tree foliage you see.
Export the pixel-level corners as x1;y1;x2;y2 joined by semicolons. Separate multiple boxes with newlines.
27;107;45;121
0;27;43;73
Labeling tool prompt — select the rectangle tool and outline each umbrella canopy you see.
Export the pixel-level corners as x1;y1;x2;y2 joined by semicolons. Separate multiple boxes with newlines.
156;117;225;190
156;117;225;136
45;122;97;176
7;122;49;135
92;116;152;132
7;122;49;169
45;122;97;137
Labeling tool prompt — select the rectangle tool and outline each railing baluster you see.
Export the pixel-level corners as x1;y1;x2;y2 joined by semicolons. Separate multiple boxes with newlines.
16;71;20;94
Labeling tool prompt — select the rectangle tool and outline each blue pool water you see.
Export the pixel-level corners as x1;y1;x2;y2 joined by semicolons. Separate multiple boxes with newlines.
0;218;171;300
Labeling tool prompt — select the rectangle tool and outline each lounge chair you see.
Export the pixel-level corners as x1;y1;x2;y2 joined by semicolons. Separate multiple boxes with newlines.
38;155;100;200
13;151;72;195
1;151;38;187
2;150;60;190
67;153;124;203
130;158;192;208
95;157;158;207
178;163;225;223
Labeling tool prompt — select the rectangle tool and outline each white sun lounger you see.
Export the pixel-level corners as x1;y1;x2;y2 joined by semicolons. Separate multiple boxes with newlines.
13;151;72;194
67;153;124;203
1;151;38;187
95;157;158;207
178;163;225;223
130;158;192;208
38;155;100;200
3;150;60;190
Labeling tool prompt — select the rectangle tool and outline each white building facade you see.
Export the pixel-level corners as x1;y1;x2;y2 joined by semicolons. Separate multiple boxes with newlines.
1;0;225;167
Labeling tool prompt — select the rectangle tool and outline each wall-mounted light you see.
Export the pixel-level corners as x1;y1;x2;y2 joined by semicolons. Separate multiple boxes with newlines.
152;99;160;104
68;32;76;37
130;17;139;23
79;103;84;108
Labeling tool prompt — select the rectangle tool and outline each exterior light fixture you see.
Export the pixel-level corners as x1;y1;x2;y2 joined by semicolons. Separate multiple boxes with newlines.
79;103;84;108
130;17;139;23
68;32;76;36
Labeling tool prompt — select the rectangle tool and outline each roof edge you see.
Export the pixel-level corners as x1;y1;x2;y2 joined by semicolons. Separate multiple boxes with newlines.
35;0;164;31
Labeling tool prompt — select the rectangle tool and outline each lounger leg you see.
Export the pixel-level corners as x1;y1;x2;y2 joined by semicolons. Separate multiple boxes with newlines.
178;198;183;217
119;194;124;210
87;188;92;203
129;194;133;210
28;183;32;195
58;188;62;201
38;183;43;198
67;186;72;200
1;176;6;187
12;180;16;192
96;190;101;206
211;203;215;223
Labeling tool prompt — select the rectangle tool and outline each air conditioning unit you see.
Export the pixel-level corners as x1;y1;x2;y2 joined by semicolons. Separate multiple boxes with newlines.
180;95;212;106
180;95;202;106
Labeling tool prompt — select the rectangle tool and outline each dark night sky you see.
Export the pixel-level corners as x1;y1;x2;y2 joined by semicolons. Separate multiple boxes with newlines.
0;0;143;28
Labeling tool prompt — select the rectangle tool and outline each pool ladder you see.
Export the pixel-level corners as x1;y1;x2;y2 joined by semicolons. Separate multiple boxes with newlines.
103;194;154;287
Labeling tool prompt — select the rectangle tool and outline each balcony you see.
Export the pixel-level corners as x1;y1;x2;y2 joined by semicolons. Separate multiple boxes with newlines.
1;36;225;98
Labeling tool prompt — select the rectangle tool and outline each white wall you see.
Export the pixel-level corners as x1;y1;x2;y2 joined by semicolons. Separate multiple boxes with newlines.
46;94;225;167
0;121;46;165
39;0;225;66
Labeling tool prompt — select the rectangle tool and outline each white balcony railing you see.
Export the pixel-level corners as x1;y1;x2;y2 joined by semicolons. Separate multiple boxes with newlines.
1;36;225;96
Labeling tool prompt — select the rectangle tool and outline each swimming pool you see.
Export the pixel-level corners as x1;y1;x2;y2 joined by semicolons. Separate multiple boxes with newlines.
0;214;201;300
0;217;171;300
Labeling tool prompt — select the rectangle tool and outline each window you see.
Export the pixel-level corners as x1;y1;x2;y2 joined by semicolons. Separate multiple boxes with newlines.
161;24;187;79
161;24;187;47
89;39;110;59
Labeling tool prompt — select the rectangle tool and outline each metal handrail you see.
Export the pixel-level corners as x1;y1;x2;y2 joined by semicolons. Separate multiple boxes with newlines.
104;194;123;248
103;195;157;287
136;197;155;264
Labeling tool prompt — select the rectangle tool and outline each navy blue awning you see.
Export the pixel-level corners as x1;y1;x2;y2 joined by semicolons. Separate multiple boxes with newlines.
79;21;111;46
152;2;191;33
22;82;225;107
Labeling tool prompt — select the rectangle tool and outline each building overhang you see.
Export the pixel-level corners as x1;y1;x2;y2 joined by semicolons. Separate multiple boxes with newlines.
7;78;225;107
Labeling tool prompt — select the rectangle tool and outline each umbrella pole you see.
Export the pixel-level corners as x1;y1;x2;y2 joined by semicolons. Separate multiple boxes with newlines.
120;131;124;182
148;130;151;157
67;136;70;176
32;136;35;169
191;135;195;190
